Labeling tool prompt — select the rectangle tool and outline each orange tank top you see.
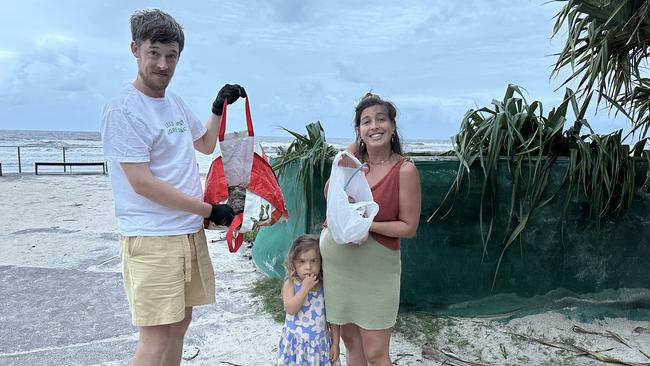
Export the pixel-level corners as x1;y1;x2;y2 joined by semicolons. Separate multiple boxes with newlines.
369;157;404;250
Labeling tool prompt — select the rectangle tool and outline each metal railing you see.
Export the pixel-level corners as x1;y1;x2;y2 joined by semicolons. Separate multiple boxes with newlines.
0;145;104;174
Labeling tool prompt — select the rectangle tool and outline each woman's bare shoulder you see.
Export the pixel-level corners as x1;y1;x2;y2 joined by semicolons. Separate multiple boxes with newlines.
398;158;420;183
399;158;418;173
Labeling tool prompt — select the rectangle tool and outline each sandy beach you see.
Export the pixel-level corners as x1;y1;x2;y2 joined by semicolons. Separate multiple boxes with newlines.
1;173;649;365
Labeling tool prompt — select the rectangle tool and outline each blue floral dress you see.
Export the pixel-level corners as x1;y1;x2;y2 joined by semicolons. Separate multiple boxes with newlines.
276;282;340;365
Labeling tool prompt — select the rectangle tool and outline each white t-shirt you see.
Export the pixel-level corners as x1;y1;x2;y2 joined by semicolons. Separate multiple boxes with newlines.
101;83;207;236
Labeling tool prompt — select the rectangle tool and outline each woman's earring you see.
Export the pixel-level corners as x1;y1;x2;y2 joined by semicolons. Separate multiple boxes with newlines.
391;133;395;143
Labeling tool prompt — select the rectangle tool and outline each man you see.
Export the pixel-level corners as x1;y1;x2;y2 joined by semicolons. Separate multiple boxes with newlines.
101;9;245;365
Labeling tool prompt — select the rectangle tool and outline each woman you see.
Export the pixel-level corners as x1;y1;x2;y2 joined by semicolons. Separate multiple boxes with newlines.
320;92;421;365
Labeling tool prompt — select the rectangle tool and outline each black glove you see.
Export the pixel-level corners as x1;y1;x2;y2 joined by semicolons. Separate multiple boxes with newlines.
212;84;247;115
206;204;235;226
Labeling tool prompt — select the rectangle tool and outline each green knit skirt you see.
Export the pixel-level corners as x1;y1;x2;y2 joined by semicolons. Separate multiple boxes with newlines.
319;228;401;330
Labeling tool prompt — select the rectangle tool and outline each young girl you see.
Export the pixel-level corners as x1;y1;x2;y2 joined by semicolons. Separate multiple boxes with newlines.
277;234;340;365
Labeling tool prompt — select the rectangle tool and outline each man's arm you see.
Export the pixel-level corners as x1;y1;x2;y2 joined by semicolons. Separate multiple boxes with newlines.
121;162;235;225
194;113;220;155
121;162;212;217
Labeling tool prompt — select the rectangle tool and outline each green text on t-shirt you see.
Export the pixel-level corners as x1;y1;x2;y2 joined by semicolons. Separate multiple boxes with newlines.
166;120;187;135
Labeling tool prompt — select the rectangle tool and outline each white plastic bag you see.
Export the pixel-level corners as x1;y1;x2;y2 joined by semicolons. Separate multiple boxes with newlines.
326;151;379;244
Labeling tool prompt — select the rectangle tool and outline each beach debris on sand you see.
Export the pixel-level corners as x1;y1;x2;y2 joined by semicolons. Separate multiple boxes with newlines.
422;343;490;365
504;329;650;366
181;346;200;361
227;184;248;214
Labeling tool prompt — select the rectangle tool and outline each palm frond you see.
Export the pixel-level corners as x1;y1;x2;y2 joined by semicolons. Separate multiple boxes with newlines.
432;84;644;290
272;121;338;196
552;0;650;135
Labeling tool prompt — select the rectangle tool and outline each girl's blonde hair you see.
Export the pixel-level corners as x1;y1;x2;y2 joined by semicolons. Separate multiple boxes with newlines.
283;234;322;281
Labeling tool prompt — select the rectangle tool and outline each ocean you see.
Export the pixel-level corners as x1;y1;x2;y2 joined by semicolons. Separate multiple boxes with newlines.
0;129;453;174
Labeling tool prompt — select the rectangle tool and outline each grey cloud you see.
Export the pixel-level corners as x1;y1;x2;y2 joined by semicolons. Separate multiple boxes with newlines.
265;0;315;23
0;35;91;104
398;100;471;138
336;62;366;84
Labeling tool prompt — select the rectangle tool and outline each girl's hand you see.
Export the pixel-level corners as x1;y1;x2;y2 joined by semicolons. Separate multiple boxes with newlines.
329;343;340;361
301;273;319;291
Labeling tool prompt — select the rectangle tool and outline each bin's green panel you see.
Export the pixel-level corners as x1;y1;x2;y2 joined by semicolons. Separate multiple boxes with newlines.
402;158;650;315
253;157;650;315
252;160;328;278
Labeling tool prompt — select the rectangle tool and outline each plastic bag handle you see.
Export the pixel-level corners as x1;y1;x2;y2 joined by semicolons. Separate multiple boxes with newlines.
333;151;366;191
343;163;368;190
218;97;254;141
225;213;245;253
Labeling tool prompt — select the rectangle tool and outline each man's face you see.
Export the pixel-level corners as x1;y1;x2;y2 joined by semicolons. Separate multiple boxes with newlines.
131;40;180;97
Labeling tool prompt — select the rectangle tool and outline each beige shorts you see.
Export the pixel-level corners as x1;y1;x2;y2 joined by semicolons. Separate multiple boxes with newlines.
119;229;215;327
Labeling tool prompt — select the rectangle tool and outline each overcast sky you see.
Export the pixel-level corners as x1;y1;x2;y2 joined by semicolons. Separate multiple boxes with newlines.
0;0;630;139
